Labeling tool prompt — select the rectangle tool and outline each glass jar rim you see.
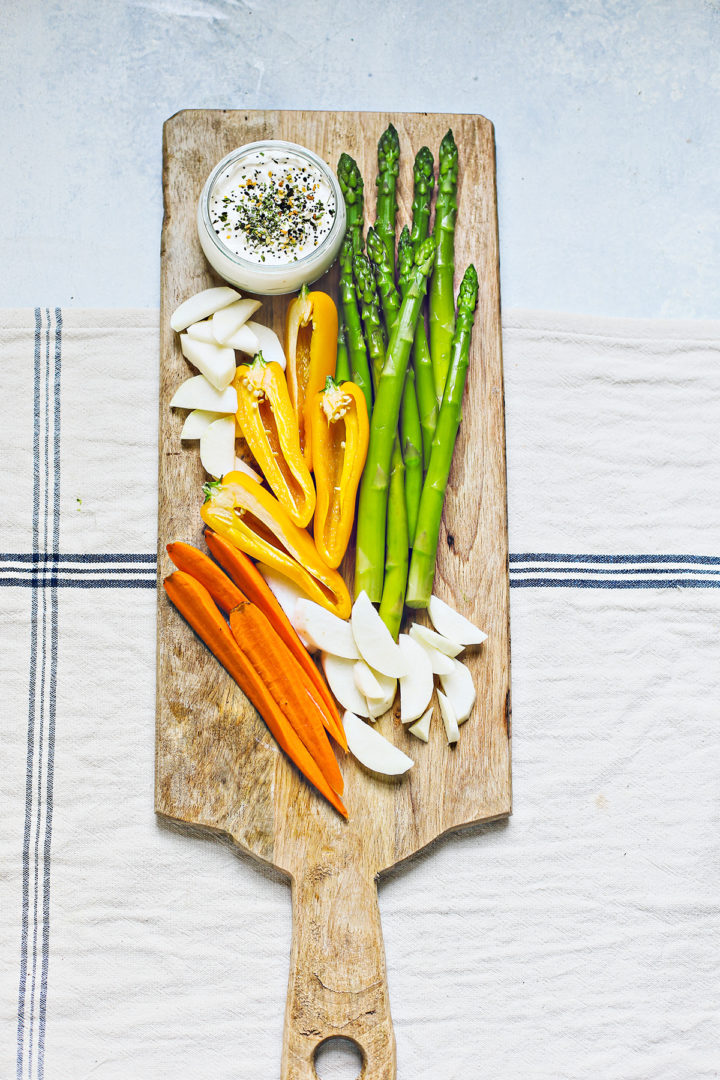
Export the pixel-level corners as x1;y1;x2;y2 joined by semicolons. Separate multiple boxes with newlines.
199;140;345;275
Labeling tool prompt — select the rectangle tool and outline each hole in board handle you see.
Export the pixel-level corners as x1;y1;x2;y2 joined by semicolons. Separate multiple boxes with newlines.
314;1035;364;1079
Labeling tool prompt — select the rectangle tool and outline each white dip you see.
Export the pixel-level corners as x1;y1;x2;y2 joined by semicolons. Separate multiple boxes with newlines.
208;149;337;266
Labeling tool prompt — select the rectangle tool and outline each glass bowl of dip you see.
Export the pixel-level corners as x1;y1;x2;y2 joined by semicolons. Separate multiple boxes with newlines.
197;140;346;296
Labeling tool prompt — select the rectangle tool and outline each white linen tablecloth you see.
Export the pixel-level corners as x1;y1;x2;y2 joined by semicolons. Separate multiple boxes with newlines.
1;307;718;1080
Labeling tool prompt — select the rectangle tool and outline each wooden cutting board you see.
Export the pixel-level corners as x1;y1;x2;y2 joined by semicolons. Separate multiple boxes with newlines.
156;109;511;1079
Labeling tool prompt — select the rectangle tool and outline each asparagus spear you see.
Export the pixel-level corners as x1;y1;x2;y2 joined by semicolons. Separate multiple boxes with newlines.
428;130;459;401
366;226;400;336
338;234;373;415
397;228;424;543
337;153;365;255
406;265;479;608
413;320;437;471
378;438;409;639
374;123;400;275
354;237;436;603
409;146;434;253
336;320;351;383
353;251;386;390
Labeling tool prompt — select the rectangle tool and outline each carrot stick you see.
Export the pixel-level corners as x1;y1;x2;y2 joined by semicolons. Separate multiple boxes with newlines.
164;571;347;818
204;530;347;749
166;541;247;611
229;602;344;796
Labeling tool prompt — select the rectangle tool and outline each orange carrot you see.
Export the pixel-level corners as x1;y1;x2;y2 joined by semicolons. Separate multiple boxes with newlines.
228;602;344;796
167;538;345;754
164;571;347;818
204;529;347;749
166;541;246;611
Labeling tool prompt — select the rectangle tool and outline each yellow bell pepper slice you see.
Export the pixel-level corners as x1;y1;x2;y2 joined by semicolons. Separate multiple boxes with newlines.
234;355;316;529
284;286;338;472
201;471;351;619
310;378;369;569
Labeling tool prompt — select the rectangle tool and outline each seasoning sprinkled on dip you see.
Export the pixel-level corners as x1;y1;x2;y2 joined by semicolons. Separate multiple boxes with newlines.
209;150;336;266
198;140;346;295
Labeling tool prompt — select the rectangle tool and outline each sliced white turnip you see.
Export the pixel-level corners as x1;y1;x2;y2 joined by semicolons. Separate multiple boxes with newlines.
408;622;463;658
212;298;262;343
407;627;455;676
437;691;459;744
321;656;371;718
185;319;218;343
439;658;476;723
180;335;236;391
180;409;226;440
408;704;433;742
397;634;434;722
199;416;236;478
257;565;313;648
246;320;287;368
351;591;408;678
343;711;413;775
294;599;358;659
353;661;383;701
428;595;488;647
222;323;261;355
170;286;241;332
170;374;238;413
233;456;264;484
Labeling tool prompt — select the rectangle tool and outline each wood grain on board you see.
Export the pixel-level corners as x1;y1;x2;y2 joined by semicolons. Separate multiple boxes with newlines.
157;110;510;1079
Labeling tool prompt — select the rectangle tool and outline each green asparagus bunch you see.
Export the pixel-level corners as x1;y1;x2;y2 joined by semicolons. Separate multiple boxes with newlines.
354;236;436;603
407;264;479;608
428;130;459;401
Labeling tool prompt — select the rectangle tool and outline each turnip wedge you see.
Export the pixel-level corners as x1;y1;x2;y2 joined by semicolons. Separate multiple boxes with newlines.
170;286;241;332
180;409;226;440
169;374;238;413
294;600;359;659
246;321;287;368
437;690;459;744
408;704;433;742
408;622;463;658
397;634;434;722
322;655;371;718
211;298;262;344
343;711;413;775
428;594;488;646
199;416;236;479
439;657;476;723
351;591;408;678
180;335;236;391
407;626;456;675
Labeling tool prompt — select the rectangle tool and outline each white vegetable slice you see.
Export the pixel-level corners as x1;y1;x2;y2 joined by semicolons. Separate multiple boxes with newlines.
367;682;397;719
353;661;383;701
351;591;408;678
246;320;287;368
233;456;264;485
409;622;464;658
222;324;261;354
439;658;476;723
407;627;455;675
408;705;433;742
294;599;358;659
180;335;236;391
428;595;488;646
437;691;459;744
343;711;413;775
170;287;241;332
170;374;238;413
322;656;371;718
257;565;313;649
180;409;226;440
199;416;236;479
212;299;262;343
397;634;434;722
185;319;219;343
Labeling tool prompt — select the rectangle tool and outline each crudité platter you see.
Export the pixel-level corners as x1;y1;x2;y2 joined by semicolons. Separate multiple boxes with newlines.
156;109;511;1079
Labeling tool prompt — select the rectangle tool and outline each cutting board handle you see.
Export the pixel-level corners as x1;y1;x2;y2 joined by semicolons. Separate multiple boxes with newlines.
282;855;395;1079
